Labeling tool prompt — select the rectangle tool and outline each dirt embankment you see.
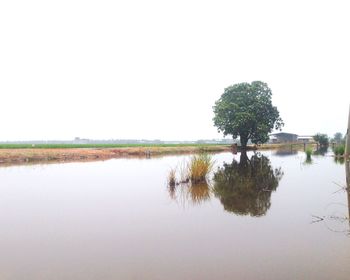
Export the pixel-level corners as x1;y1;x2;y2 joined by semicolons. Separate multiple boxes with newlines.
0;146;232;166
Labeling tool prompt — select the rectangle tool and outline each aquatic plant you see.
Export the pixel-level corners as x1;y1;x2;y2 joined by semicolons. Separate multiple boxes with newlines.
178;160;190;184
334;145;345;156
305;147;312;160
167;153;214;189
168;168;177;186
188;154;214;183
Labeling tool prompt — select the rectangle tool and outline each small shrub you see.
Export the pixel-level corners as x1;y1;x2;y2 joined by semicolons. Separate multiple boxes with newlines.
189;154;214;183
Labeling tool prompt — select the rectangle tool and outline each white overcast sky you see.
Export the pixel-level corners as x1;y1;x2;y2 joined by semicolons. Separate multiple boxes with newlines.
0;0;349;141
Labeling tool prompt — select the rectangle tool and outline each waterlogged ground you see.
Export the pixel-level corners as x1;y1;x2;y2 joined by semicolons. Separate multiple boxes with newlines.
0;150;349;280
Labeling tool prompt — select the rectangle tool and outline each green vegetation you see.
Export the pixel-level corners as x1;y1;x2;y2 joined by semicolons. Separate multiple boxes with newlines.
332;132;344;144
313;133;329;147
334;145;345;156
213;81;283;150
167;153;214;186
189;154;214;183
305;147;313;164
305;147;312;159
0;143;228;149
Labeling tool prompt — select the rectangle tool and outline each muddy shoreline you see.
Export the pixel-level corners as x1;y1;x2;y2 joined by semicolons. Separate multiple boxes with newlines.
0;146;232;167
0;143;319;167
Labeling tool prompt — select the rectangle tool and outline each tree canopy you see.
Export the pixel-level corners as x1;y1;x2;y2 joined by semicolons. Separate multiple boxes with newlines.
213;81;283;149
313;133;329;147
332;132;344;144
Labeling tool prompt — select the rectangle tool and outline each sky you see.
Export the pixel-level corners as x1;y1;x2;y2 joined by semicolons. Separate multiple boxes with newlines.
0;0;349;141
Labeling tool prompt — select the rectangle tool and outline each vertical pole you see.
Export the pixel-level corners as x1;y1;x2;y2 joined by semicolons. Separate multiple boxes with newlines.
346;105;350;228
346;104;350;158
346;161;350;226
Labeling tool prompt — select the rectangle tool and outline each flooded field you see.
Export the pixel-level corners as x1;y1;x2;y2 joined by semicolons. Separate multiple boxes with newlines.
0;150;349;280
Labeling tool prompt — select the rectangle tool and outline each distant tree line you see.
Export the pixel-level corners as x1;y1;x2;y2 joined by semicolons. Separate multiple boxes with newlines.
313;132;346;147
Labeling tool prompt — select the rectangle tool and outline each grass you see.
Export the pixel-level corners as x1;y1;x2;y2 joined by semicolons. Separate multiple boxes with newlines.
188;154;214;183
334;145;345;156
0;143;229;149
305;147;312;160
167;153;214;186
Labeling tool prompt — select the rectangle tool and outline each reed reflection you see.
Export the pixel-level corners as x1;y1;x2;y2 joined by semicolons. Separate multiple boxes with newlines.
168;182;211;206
213;152;283;217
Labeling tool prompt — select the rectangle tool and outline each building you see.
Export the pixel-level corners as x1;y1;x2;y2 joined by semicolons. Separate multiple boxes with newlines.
297;136;314;143
270;132;298;143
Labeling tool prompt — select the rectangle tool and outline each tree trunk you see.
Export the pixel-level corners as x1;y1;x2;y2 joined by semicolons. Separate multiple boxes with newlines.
240;135;248;151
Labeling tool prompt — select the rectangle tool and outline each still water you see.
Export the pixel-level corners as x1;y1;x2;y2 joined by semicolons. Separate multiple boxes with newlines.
0;151;349;280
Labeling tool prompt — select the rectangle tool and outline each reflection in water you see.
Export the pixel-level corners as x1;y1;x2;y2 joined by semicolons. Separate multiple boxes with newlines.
213;152;283;217
313;146;328;156
168;182;211;206
312;160;350;235
2;152;350;279
334;157;345;164
274;149;298;157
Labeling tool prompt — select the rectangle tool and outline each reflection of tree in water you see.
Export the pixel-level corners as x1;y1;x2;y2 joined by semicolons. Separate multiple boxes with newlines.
274;149;298;157
213;152;283;217
313;146;328;156
168;182;211;206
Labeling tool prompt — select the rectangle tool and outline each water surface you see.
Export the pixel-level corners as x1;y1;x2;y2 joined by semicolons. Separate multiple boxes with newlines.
0;151;349;280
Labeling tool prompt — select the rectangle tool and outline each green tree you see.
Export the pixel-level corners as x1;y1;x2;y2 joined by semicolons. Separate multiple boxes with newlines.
333;132;343;144
213;81;284;150
313;133;329;147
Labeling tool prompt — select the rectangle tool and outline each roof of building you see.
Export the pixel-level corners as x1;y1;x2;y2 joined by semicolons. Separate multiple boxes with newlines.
270;132;298;137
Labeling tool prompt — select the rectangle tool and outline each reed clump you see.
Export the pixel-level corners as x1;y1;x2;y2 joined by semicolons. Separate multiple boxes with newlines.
188;154;214;183
168;168;177;186
167;153;214;186
305;147;312;160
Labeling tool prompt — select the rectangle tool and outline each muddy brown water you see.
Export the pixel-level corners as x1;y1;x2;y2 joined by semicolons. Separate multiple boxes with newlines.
0;150;349;280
